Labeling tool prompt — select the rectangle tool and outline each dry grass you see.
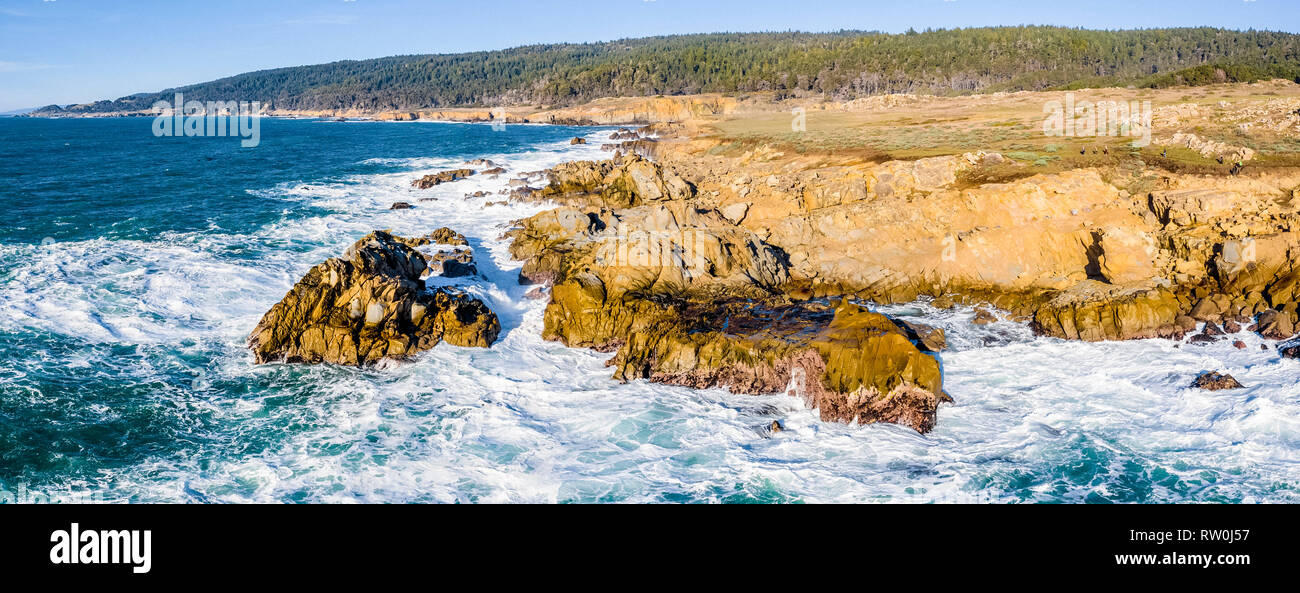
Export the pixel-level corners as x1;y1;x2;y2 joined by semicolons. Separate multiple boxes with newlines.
703;81;1300;175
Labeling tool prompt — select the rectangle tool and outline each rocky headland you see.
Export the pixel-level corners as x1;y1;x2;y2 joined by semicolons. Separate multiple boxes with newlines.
496;85;1300;432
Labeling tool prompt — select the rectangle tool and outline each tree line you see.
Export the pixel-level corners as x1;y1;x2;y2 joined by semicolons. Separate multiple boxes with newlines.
37;27;1300;114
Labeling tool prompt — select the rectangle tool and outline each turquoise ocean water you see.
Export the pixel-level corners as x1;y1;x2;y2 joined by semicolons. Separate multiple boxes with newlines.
0;117;1296;503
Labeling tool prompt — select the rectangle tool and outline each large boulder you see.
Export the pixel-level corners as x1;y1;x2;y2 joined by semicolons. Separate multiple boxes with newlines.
248;231;499;365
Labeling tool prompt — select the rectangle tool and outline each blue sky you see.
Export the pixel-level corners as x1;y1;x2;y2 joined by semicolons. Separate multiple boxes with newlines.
1;0;1297;111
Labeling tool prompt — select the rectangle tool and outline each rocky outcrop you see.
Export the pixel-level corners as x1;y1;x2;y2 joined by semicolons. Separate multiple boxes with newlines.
248;231;499;365
413;169;475;189
428;227;469;246
493;91;1300;431
543;279;947;432
1155;132;1255;163
622;128;1300;344
507;199;947;433
430;249;477;278
1031;283;1182;341
1191;371;1244;390
533;154;695;208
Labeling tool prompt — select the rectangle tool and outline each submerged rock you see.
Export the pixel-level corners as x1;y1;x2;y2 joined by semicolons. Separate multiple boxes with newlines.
247;231;499;365
1191;371;1244;390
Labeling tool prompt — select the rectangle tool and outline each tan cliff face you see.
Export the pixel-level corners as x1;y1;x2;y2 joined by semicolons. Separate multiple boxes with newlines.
631;129;1300;340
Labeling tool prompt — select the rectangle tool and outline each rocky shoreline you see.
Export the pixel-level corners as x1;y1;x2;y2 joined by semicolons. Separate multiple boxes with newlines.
495;121;1300;431
248;92;1300;435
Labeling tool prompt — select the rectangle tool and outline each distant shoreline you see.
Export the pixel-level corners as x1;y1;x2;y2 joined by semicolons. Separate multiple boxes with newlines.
15;94;745;127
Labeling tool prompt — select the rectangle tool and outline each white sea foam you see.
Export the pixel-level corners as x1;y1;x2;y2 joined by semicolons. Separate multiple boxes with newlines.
4;125;1298;503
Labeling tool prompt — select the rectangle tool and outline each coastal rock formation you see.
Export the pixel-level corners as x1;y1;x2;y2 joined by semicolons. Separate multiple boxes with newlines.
1191;371;1244;390
506;199;948;433
430;249;477;278
496;99;1300;432
413;168;475;189
428;227;469;246
248;231;499;365
619;127;1300;344
544;281;947;432
532;154;695;208
478;83;1300;431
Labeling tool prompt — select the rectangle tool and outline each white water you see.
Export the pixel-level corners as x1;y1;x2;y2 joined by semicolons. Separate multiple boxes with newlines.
3;127;1298;503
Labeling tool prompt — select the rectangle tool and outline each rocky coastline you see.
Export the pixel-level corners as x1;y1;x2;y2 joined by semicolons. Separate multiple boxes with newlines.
247;84;1300;434
495;115;1300;432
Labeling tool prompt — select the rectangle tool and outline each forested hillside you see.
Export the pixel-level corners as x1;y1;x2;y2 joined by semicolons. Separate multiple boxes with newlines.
38;27;1300;114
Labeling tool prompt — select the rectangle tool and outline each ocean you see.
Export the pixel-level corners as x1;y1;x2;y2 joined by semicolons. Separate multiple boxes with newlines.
0;117;1296;503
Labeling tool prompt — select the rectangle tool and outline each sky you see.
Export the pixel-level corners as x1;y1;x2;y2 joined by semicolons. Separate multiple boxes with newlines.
1;0;1298;112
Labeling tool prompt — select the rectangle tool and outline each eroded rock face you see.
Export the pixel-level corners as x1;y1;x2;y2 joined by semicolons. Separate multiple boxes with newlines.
248;231;499;365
